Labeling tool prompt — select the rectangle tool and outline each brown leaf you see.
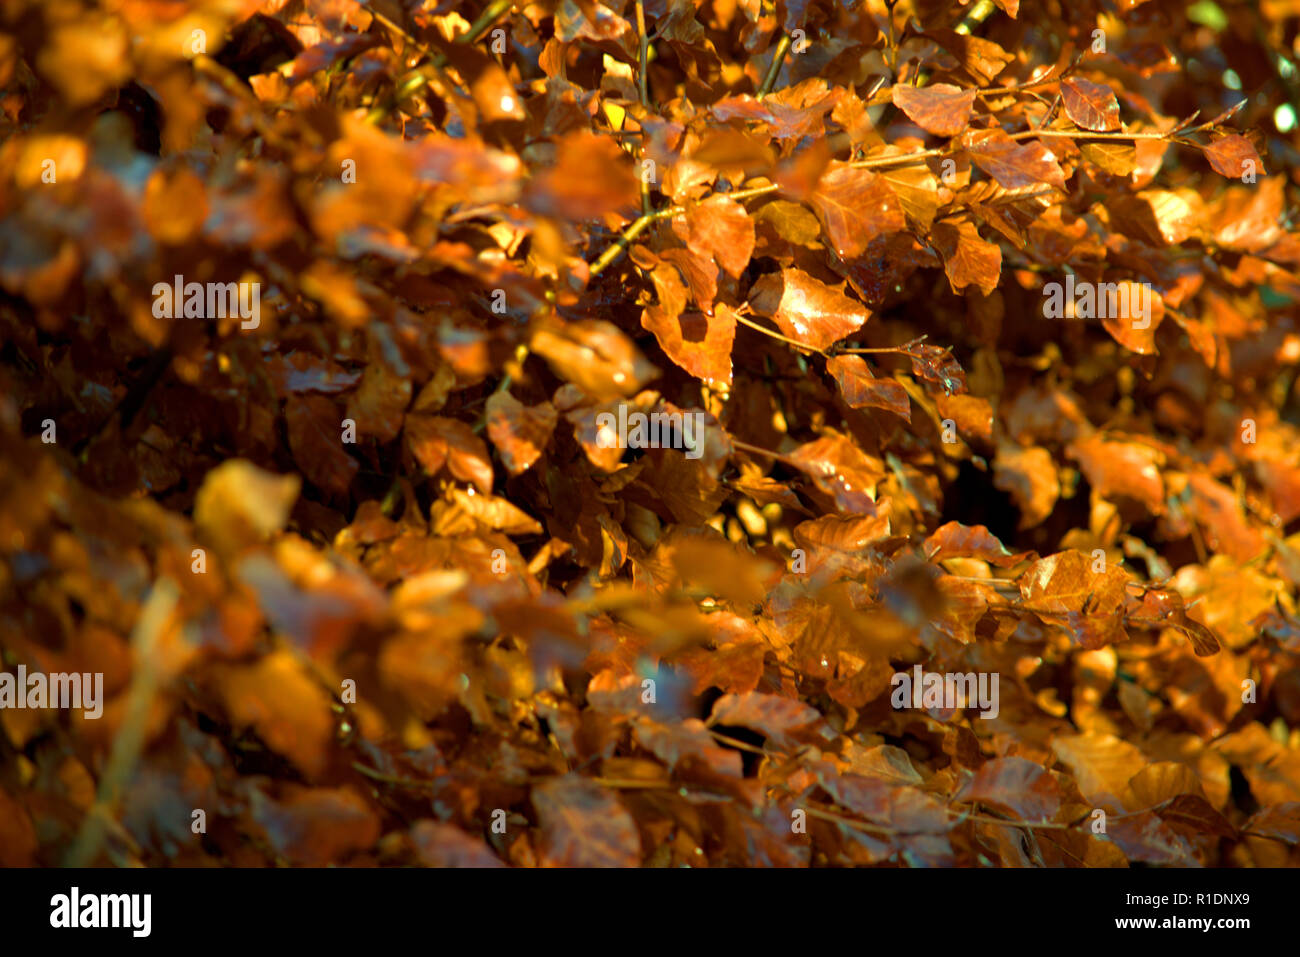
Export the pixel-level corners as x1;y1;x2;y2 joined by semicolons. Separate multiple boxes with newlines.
935;392;994;444
1060;77;1121;132
524;131;639;220
749;267;871;350
405;415;495;494
446;487;543;535
809;162;906;259
1202;134;1265;179
249;785;380;866
532;775;642;867
0;789;37;866
932;219;1002;296
787;433;886;513
195;460;300;556
633;717;743;776
658;247;718;312
963;130;1067;190
685;196;755;279
1018;550;1131;649
993;443;1059;529
1243;803;1300;844
924;522;1027;567
875;151;941;230
486;392;557;475
1051;732;1147;808
531;318;659;401
1067;434;1165;513
709;692;824;751
412;821;506;867
904;342;969;395
826;355;911;420
1080;141;1137;176
214;651;336;779
286;394;359;497
928;29;1015;85
1099;281;1165;355
346;362;411;444
1186;473;1266;562
956;757;1060;821
792;513;892;554
890;83;979;137
642;297;737;387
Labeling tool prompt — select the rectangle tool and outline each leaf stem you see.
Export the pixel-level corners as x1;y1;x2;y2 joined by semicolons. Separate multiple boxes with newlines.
735;313;825;355
730;438;800;466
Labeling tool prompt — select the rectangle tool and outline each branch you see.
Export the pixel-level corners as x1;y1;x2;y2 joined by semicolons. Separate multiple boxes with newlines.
66;580;179;866
465;0;514;45
730;438;801;467
735;313;825;356
758;33;793;99
634;0;650;109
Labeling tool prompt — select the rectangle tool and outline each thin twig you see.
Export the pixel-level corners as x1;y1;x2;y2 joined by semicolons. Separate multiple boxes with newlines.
708;730;770;755
1012;127;1175;142
66;580;180;866
758;33;793;98
352;762;438;789
466;0;515;45
588;213;656;276
730;438;800;466
803;804;902;836
634;0;650;109
735;313;825;356
848;147;945;169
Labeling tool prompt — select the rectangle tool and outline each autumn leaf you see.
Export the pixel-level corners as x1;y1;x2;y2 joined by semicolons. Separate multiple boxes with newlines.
1060;77;1121;132
411;821;506;867
787;433;886;514
890;83;979;137
1202;134;1265;178
993;443;1059;529
955;757;1060;821
524;130;639;220
1018;550;1132;648
924;522;1028;567
532;775;642;867
685;196;756;279
1067;434;1166;514
530;318;659;400
963;129;1067;190
928;29;1015;85
286;394;359;497
1051;732;1148;808
249;786;381;866
808;162;906;259
708;691;824;751
486;391;557;475
639;250;737;386
749;267;871;350
405;415;495;494
826;355;911;420
213;651;337;779
932;219;1002;296
875;151;941;231
195;460;300;556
